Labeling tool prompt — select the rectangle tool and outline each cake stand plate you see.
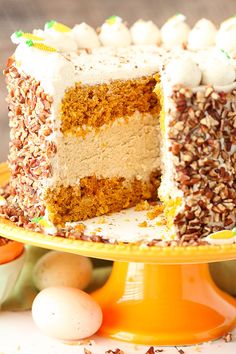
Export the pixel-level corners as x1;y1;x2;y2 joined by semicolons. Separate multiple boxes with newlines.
0;162;236;346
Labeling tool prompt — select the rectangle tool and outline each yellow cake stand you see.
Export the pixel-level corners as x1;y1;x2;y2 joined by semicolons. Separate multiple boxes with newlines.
0;162;236;346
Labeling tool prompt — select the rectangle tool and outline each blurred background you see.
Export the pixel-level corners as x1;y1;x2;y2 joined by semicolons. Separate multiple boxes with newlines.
0;0;236;161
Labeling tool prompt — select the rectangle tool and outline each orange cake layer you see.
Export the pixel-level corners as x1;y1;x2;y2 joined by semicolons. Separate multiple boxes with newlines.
61;76;160;135
45;174;160;225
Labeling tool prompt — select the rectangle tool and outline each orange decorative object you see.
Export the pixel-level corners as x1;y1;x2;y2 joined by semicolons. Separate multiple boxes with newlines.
93;262;236;345
0;241;24;265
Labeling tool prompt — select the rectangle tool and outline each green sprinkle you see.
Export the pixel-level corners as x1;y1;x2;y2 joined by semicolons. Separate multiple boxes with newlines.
45;20;56;29
15;30;23;38
220;49;231;59
106;15;119;25
233;227;236;236
26;39;34;47
32;216;43;223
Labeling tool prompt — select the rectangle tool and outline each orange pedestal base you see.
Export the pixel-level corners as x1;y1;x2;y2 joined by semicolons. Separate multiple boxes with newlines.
92;262;236;345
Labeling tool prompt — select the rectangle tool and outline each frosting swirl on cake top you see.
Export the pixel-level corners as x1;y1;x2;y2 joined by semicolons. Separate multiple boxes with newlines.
216;16;236;53
98;16;132;47
161;14;190;48
188;19;217;50
72;23;100;49
130;20;161;45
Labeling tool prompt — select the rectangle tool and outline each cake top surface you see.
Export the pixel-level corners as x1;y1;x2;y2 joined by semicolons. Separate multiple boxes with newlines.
10;15;236;94
14;44;165;86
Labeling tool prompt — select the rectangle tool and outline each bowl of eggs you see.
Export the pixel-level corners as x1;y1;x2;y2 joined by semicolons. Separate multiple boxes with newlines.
32;251;105;341
0;238;25;308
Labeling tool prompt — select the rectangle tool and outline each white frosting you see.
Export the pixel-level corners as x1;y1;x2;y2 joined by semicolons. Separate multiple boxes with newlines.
42;30;78;52
130;20;161;45
165;57;202;87
216;16;236;53
161;14;190;48
14;44;163;90
188;19;217;50
33;29;46;37
72;23;100;48
49;112;160;187
201;56;236;86
99;16;132;47
69;206;173;244
14;42;236;97
11;31;44;44
158;71;184;206
14;43;75;105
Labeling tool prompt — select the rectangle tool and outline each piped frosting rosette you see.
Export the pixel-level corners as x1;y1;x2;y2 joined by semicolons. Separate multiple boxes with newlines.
164;49;236;88
11;20;101;52
216;15;236;54
161;13;190;48
98;15;132;47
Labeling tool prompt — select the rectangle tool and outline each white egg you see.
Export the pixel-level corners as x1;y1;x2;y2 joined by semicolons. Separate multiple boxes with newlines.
33;251;93;291
32;286;103;340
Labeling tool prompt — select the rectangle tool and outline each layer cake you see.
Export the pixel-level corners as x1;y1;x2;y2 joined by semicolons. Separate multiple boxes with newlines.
2;15;236;244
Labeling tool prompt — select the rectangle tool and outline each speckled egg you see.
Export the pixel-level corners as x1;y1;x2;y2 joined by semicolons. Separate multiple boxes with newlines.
32;286;103;340
33;251;93;291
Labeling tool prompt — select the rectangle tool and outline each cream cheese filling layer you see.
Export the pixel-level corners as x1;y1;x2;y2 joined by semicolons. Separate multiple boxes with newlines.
48;111;161;187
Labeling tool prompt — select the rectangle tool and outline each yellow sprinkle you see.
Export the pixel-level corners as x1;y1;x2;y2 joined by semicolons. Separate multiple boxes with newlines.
194;344;202;352
33;42;57;52
163;197;182;229
209;230;235;240
74;223;85;232
38;219;51;228
46;20;71;33
98;217;106;224
27;40;57;52
135;200;150;211
168;13;185;23
154;75;165;133
106;15;122;25
0;196;6;206
21;33;44;41
138;221;148;228
53;22;71;32
147;205;164;220
221;16;236;30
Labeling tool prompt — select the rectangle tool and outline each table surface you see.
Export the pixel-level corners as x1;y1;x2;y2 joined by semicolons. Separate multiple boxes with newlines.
1;0;236;161
0;311;235;354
